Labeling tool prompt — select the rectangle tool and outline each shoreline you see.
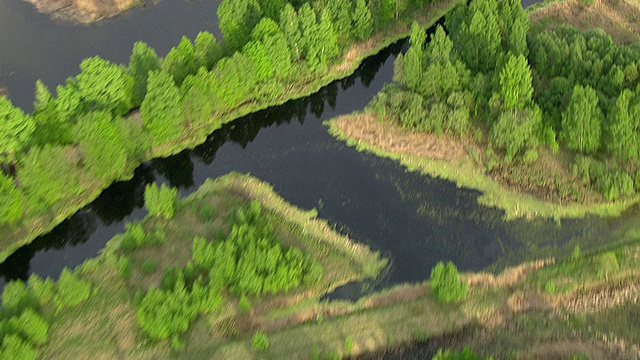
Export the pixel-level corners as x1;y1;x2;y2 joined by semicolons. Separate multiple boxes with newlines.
326;112;637;220
0;0;463;263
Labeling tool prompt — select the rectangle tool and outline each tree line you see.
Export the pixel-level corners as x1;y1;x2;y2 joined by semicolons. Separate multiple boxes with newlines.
0;0;439;232
369;0;640;201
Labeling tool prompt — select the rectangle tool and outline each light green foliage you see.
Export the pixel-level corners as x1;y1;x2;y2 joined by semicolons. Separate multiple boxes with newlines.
72;111;127;180
0;334;36;360
2;280;34;316
239;294;251;312
180;68;217;126
252;332;269;352
192;201;322;296
8;309;49;345
136;270;223;340
353;0;373;41
432;346;490;359
402;22;426;92
0;96;35;162
31;80;72;146
561;85;602;155
76;56;134;116
54;268;91;308
18;145;83;207
218;0;263;52
499;54;533;110
429;261;467;304
117;256;133;279
144;183;177;219
251;18;294;81
420;26;468;101
256;0;286;21
490;107;541;161
211;53;258;109
606;89;640;161
243;40;274;82
162;37;198;86
140;70;183;145
279;3;303;61
55;80;84;125
597;251;619;279
0;173;23;224
194;31;222;71
128;41;160;107
27;275;55;306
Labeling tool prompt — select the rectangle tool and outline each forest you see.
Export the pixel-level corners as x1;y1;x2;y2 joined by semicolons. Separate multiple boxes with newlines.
369;0;640;204
0;0;443;258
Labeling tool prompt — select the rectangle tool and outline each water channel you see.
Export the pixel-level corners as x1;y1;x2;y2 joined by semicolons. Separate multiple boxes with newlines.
0;0;636;298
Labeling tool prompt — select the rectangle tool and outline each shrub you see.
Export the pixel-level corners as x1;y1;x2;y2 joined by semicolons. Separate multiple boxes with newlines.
27;275;55;306
432;346;488;360
140;260;157;275
144;183;178;219
0;334;37;360
117;256;133;279
252;332;269;352
2;280;35;315
430;261;467;304
8;308;49;345
55;268;92;308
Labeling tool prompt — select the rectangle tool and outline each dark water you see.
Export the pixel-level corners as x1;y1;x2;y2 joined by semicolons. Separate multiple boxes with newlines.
0;0;631;295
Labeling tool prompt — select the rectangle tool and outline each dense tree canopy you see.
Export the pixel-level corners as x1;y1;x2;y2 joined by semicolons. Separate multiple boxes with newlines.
561;85;602;155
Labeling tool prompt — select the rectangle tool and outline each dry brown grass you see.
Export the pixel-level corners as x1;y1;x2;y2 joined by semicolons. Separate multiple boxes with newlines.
23;0;141;24
334;113;465;161
466;259;554;289
530;0;640;44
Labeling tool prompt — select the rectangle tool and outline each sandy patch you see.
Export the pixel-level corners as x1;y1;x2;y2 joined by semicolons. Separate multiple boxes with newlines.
23;0;142;24
334;113;465;161
530;0;640;44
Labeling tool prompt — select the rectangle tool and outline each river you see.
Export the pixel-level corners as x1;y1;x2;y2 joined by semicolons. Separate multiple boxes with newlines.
0;0;635;297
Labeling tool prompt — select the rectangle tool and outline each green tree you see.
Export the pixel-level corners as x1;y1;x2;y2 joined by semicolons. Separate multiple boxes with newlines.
140;70;183;145
76;56;134;116
607;89;640;161
252;332;270;352
31;80;72;146
194;31;222;71
55;268;92;308
243;40;274;82
256;0;286;21
0;97;35;162
251;18;293;80
279;4;302;61
429;261;467;304
0;173;23;224
402;22;426;91
162;36;198;87
353;0;373;41
2;280;34;315
128;41;161;107
72;111;127;180
144;183;178;219
420;25;467;101
490;107;541;161
561;85;602;155
8;309;49;345
499;53;533;110
55;80;84;125
0;334;36;360
18;145;83;207
218;0;263;52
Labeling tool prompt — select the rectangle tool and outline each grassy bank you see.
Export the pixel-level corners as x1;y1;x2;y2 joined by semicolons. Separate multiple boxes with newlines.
32;173;386;359
326;112;636;220
11;173;640;359
0;0;462;263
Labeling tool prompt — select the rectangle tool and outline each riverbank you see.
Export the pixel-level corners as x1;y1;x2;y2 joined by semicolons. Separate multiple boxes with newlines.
22;0;142;24
0;0;463;264
327;112;636;220
30;173;386;359
27;190;640;359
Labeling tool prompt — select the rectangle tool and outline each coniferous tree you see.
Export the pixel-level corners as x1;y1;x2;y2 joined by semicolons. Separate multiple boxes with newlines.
561;85;602;155
140;70;183;145
129;41;160;107
0;97;35;163
162;37;198;87
353;0;373;41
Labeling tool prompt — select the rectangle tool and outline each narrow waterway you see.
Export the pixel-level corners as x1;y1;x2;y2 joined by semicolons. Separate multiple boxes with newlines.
1;0;635;296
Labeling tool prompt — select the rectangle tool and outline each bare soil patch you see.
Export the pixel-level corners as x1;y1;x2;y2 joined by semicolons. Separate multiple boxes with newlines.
335;113;465;161
23;0;142;24
530;0;640;44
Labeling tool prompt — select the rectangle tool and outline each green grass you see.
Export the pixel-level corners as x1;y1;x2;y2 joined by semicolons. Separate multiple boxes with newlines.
326;112;637;220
